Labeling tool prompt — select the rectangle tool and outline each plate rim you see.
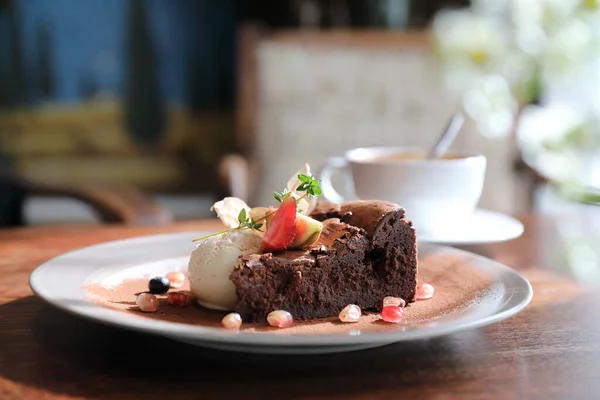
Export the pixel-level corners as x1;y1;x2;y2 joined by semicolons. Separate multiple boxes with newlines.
418;209;524;244
29;231;533;346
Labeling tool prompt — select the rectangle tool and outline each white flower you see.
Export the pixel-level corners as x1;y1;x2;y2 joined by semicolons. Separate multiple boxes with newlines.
511;0;580;32
542;19;594;76
432;9;510;70
517;104;599;183
463;74;518;138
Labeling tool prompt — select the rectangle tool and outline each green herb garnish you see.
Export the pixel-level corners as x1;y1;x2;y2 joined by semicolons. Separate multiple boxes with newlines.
273;188;290;203
237;208;263;230
296;174;322;198
192;173;321;242
274;174;322;203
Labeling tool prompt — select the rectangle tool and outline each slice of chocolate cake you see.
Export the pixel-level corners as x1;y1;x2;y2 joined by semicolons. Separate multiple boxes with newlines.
229;200;418;322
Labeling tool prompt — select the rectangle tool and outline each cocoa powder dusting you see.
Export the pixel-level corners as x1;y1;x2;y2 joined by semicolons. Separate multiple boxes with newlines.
83;253;492;335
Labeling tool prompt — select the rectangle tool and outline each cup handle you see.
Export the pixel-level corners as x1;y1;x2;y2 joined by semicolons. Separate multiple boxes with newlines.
316;157;355;203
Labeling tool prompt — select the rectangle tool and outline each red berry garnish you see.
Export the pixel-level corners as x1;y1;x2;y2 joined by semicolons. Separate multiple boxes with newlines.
415;283;435;300
221;313;243;329
267;310;293;328
261;196;297;253
339;304;361;322
383;296;406;308
167;291;190;307
381;306;404;323
136;293;159;312
165;271;186;289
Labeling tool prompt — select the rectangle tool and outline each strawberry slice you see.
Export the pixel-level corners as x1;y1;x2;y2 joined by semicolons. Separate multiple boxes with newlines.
261;195;297;253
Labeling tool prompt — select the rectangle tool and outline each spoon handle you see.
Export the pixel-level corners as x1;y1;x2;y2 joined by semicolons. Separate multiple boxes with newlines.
428;113;465;159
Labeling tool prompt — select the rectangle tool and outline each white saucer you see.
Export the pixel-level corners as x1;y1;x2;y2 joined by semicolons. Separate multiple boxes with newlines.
30;231;532;355
417;209;524;245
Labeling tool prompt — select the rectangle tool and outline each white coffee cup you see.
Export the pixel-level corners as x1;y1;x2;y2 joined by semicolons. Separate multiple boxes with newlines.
316;147;487;233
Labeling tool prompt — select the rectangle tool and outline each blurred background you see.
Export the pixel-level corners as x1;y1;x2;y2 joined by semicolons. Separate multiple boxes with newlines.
1;0;599;227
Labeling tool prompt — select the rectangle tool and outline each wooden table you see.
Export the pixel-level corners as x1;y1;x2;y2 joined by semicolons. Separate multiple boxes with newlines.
1;215;600;400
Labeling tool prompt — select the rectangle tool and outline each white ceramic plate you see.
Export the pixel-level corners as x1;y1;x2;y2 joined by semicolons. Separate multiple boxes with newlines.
30;231;532;355
418;209;524;245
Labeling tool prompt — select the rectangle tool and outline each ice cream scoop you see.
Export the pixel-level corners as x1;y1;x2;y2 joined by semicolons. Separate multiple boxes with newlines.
188;229;262;311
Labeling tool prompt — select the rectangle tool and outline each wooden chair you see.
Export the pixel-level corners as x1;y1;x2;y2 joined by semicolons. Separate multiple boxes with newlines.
0;173;172;227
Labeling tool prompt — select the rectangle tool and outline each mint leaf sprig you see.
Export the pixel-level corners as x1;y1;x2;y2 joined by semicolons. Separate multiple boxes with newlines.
192;173;321;242
274;174;322;203
296;174;322;198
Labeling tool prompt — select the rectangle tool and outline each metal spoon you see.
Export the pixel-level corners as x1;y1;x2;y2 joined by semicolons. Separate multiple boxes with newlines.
427;112;465;159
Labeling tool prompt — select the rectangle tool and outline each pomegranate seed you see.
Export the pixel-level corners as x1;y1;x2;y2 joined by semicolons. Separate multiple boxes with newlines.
221;313;243;329
165;271;186;289
415;283;435;300
383;296;406;308
167;291;191;307
136;293;159;313
339;304;361;322
381;306;404;323
267;310;293;328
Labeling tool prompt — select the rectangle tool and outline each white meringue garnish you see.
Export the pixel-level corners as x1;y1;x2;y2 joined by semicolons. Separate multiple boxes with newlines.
286;163;317;215
211;197;251;229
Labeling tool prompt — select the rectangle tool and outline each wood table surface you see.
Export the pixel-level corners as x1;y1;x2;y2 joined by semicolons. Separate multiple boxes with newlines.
1;214;600;400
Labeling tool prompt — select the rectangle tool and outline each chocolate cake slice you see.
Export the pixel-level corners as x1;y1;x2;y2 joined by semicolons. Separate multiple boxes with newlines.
229;200;418;322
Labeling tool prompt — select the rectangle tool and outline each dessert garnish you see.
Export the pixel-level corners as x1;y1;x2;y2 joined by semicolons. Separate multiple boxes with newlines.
339;304;361;323
383;296;406;308
148;276;170;294
221;313;243;330
167;291;192;307
266;211;324;249
381;306;404;324
267;310;293;328
192;164;323;252
136;293;159;313
260;195;297;253
415;283;435;300
165;272;186;289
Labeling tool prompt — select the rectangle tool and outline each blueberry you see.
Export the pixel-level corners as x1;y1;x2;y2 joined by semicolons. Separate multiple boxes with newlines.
148;276;170;294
